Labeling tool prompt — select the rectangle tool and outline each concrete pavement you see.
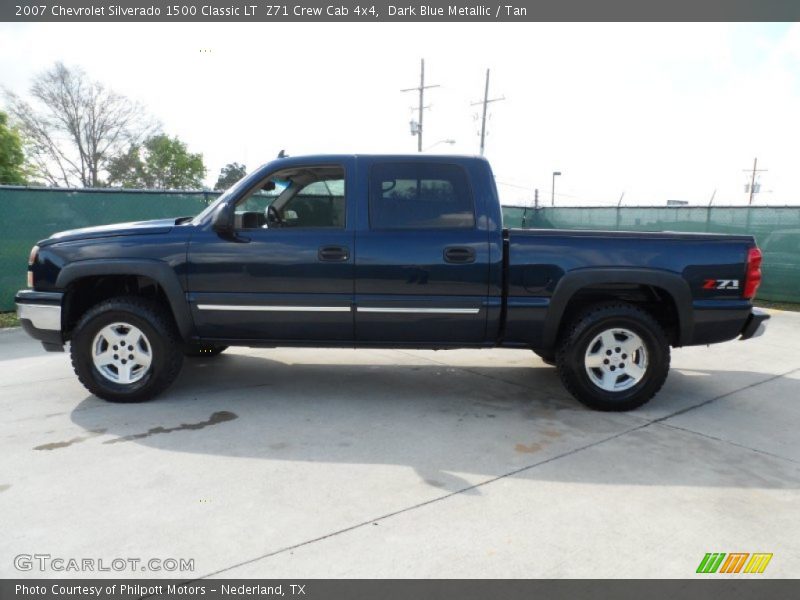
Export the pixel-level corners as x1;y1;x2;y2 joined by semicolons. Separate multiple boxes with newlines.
0;310;798;578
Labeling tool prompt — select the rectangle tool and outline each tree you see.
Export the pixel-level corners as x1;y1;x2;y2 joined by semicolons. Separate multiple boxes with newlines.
0;111;27;185
214;162;247;190
4;62;155;187
106;134;206;189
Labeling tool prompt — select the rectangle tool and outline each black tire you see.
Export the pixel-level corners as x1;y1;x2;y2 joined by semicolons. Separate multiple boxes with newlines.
70;296;184;403
555;302;670;411
183;344;228;358
533;350;556;366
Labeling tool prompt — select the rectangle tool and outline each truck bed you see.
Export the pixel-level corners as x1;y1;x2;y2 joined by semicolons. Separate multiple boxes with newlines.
502;228;756;349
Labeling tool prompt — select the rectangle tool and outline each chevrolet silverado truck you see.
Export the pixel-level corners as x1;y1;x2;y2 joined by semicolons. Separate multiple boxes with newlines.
15;155;769;410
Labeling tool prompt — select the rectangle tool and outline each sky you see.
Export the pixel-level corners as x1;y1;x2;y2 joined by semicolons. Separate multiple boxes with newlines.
1;22;799;206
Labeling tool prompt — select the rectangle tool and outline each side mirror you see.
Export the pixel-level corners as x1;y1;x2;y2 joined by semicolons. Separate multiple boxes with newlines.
211;203;234;234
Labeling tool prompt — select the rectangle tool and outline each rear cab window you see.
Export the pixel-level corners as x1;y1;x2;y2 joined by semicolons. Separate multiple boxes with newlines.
369;163;475;230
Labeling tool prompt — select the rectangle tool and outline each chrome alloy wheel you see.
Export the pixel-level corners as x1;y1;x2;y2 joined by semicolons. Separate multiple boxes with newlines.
584;327;648;392
91;322;153;384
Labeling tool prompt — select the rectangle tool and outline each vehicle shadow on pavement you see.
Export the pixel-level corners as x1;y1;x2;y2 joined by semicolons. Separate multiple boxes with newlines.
0;329;54;361
66;351;800;491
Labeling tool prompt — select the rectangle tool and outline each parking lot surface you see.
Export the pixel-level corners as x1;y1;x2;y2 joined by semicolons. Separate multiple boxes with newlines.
1;310;798;578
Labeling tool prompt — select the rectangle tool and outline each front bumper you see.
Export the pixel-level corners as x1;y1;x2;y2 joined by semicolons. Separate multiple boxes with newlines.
15;290;64;352
740;308;770;340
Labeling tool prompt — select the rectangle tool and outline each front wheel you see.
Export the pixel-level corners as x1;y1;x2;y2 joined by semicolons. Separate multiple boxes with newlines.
556;302;670;411
70;297;184;402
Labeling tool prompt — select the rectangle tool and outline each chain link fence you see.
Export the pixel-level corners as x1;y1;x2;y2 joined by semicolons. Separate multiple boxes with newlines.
502;205;800;302
0;186;219;311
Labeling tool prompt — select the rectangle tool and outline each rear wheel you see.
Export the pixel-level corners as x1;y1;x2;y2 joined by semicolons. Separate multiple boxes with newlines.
70;297;183;402
555;302;670;411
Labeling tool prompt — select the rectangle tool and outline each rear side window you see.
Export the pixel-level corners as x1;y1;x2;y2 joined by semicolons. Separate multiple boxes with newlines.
369;163;475;230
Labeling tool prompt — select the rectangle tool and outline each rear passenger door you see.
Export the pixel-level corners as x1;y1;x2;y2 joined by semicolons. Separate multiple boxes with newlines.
354;161;489;344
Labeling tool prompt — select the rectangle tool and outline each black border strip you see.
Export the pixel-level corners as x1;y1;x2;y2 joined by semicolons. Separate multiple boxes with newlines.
2;579;798;600
3;0;800;22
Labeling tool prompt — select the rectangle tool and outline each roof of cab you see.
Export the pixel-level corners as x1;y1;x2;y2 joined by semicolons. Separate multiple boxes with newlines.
265;153;490;166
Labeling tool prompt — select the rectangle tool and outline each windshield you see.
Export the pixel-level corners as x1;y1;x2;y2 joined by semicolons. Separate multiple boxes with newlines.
191;165;268;225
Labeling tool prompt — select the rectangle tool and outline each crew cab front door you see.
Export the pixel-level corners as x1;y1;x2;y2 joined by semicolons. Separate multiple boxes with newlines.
187;162;355;342
354;161;490;344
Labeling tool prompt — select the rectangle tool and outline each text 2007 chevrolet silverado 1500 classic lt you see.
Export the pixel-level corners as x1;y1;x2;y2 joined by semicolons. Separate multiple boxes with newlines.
15;155;769;410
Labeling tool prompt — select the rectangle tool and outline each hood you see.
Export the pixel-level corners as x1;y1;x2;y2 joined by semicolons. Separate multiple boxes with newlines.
38;218;181;247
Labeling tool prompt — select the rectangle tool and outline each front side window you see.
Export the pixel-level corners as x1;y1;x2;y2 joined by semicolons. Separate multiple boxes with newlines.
282;178;345;228
369;163;475;230
234;165;345;229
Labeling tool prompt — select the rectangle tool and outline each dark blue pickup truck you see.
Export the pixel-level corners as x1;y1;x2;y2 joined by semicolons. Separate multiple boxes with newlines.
15;155;769;410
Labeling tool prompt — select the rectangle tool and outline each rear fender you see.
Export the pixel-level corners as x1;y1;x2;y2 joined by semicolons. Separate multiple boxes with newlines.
542;268;693;348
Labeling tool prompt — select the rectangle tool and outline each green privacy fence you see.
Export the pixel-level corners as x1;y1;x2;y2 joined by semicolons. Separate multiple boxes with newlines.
0;186;218;311
0;186;798;311
502;205;800;302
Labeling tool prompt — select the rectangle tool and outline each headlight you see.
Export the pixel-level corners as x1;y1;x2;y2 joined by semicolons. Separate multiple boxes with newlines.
27;245;39;287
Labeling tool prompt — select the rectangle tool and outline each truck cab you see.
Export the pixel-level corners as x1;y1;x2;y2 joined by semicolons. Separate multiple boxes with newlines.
189;155;502;346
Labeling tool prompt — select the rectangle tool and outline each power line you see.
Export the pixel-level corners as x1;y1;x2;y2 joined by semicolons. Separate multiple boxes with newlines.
495;180;586;203
401;58;440;152
494;180;531;190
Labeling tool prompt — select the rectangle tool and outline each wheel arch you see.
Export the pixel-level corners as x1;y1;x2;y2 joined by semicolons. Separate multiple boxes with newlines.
542;268;693;349
56;259;193;341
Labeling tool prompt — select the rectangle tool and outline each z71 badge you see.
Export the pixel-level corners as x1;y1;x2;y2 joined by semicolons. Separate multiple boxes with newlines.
703;279;740;290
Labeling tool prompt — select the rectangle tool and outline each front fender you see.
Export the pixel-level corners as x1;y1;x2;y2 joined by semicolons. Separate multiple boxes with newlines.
55;258;194;340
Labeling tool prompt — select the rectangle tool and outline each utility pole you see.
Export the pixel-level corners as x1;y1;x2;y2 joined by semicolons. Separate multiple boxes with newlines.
743;157;767;205
470;69;505;155
401;58;440;152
